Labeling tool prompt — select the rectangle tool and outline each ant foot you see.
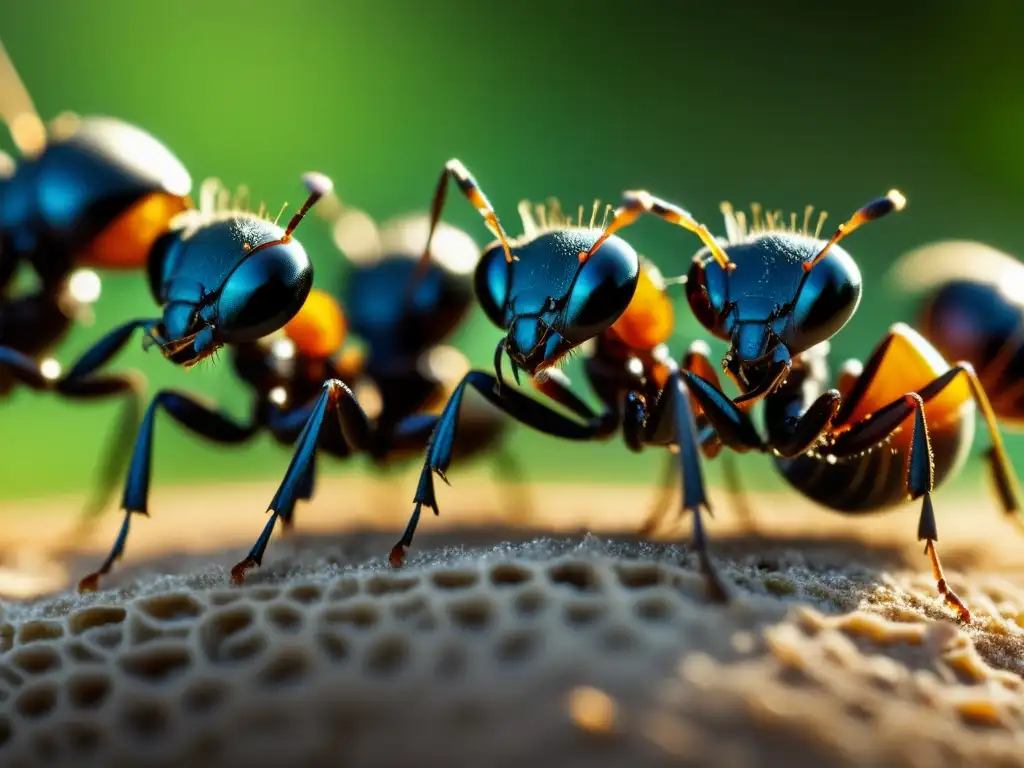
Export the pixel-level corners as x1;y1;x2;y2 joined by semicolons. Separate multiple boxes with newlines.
231;557;258;585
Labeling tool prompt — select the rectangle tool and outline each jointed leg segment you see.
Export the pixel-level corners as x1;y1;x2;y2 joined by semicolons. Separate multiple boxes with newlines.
826;358;1024;622
390;369;614;567
231;379;373;584
79;389;260;592
634;366;729;602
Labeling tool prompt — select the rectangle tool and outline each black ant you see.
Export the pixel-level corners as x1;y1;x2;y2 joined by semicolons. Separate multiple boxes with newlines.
613;192;1023;622
385;160;744;600
68;173;330;592
388;160;1023;623
0;37;192;515
892;239;1024;426
225;187;524;584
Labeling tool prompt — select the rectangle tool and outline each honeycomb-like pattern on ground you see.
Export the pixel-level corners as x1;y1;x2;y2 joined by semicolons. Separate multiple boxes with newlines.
0;538;1023;768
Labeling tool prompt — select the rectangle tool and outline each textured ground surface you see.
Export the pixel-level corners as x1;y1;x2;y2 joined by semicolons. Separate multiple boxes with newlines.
1;475;1023;767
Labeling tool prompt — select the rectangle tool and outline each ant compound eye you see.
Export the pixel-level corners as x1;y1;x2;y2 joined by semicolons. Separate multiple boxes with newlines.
215;241;313;343
685;259;730;340
474;243;510;328
562;234;639;344
789;244;863;352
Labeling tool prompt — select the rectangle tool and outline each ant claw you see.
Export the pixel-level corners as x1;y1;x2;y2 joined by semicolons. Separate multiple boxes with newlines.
231;557;258;585
78;573;101;594
388;544;407;568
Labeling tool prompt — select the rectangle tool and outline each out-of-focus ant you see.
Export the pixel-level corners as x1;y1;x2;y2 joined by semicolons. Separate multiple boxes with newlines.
0;37;192;515
892;240;1024;426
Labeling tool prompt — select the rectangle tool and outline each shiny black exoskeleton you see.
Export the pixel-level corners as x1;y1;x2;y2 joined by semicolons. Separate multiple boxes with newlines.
223;198;522;584
0;37;192;515
387;160;748;598
395;169;1023;623
67;173;331;592
641;197;1022;622
891;240;1024;427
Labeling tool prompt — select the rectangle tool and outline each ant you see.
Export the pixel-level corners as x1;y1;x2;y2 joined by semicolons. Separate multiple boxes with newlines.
382;159;752;601
611;193;1023;622
224;188;525;584
506;197;751;538
891;240;1024;426
68;172;331;592
0;37;192;515
389;161;1023;623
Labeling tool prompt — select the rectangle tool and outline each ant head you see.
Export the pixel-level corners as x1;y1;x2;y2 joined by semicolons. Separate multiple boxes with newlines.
685;192;904;398
477;201;639;380
152;173;331;366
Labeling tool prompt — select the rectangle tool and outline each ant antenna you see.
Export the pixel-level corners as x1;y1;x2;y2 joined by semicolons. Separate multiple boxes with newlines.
581;190;734;271
804;189;906;272
246;173;333;258
0;37;46;157
283;172;333;241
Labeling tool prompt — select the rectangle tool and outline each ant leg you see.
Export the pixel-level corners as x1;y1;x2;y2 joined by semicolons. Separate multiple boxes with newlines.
719;452;757;533
488;444;533;527
0;313;154;390
56;373;147;531
828;391;971;622
78;390;260;592
762;352;842;458
633;368;733;602
0;347;51;389
386;413;440;453
61;319;162;381
391;370;612;566
231;380;372;584
950;365;1023;527
681;341;759;530
444;395;534;527
53;320;160;518
289;451;317;527
831;362;1021;522
533;368;619;437
637;452;678;538
1;320;156;528
581;191;733;271
636;438;752;538
826;361;1022;621
677;370;764;452
637;341;736;537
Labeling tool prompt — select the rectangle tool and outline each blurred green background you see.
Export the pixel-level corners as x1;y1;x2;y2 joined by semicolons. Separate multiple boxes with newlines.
1;0;1022;506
